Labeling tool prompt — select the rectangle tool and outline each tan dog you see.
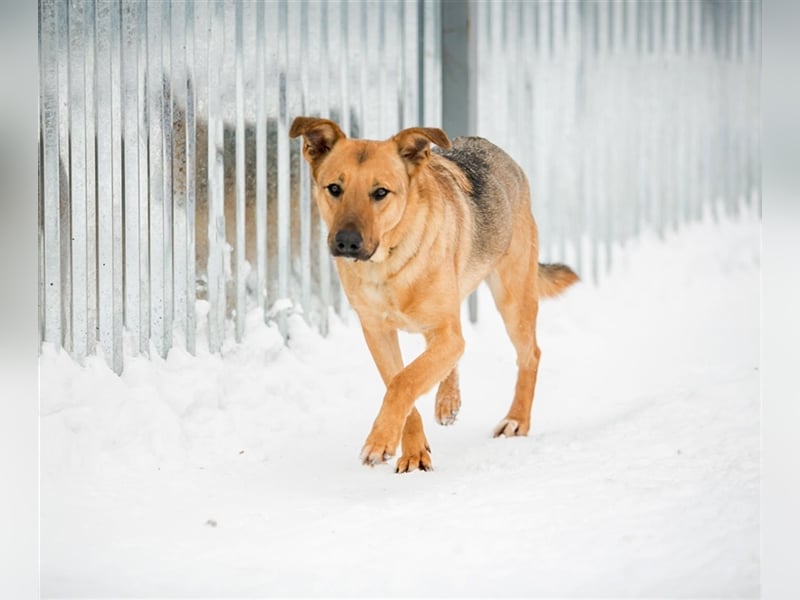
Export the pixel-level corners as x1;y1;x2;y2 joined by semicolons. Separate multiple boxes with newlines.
290;117;578;472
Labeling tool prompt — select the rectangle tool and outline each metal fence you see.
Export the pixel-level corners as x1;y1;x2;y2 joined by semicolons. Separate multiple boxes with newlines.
38;0;760;374
475;0;760;283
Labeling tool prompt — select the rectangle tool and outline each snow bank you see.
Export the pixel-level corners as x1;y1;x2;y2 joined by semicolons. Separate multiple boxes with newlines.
40;204;760;597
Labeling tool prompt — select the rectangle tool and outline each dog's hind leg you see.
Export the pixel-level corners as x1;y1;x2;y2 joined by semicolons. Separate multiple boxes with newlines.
486;236;542;438
435;366;461;425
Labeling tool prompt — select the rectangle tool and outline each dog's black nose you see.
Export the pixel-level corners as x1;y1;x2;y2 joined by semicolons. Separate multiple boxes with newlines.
333;229;364;257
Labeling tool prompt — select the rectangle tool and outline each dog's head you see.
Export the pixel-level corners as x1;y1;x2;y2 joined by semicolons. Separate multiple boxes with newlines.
290;117;451;262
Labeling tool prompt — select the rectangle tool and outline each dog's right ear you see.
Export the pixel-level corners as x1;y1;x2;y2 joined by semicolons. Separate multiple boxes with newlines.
289;117;346;167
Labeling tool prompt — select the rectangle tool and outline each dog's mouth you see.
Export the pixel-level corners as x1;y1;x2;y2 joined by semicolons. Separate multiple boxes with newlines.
329;244;377;262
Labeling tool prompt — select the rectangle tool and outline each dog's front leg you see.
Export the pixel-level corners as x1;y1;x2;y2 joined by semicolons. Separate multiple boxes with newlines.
359;324;432;471
360;324;404;387
360;320;465;467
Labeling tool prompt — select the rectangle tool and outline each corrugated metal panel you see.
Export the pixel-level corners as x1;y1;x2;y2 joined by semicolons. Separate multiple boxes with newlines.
38;0;760;373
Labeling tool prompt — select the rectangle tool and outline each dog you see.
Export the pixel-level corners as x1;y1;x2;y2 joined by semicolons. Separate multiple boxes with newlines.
290;117;578;473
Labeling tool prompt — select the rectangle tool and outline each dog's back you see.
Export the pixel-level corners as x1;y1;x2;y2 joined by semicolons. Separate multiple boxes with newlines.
433;136;531;272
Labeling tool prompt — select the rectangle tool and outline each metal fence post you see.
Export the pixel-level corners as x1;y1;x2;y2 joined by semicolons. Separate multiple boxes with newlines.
441;0;478;323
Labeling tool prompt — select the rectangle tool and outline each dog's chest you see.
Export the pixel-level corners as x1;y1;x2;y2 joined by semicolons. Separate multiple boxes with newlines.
350;276;423;332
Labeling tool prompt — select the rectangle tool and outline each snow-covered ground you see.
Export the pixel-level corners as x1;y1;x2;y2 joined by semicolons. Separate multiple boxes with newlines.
40;204;760;598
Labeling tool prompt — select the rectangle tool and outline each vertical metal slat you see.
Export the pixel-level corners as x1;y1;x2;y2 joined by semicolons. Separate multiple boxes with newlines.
317;0;332;336
84;0;98;355
276;0;290;337
334;0;349;319
171;0;189;349
68;0;88;362
185;0;197;354
207;0;226;352
110;0;124;373
235;0;246;341
256;0;268;323
122;0;141;355
161;1;174;354
357;3;369;136
96;0;123;373
57;0;73;355
41;0;63;348
136;0;150;355
147;0;167;357
298;1;312;325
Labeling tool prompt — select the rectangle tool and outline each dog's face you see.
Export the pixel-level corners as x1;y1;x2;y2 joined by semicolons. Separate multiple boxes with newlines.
290;117;450;263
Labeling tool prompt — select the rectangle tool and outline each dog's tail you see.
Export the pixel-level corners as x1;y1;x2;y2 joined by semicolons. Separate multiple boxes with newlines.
537;263;579;298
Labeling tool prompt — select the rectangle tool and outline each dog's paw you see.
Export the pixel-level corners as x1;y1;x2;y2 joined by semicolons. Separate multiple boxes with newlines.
395;446;433;473
435;383;461;426
359;446;394;467
360;413;407;466
492;418;530;438
359;444;394;466
360;429;400;466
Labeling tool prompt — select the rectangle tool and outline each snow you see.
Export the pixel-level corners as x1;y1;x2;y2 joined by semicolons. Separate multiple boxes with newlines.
40;204;760;598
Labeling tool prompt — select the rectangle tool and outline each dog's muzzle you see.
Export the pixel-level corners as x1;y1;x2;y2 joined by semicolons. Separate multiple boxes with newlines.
330;229;374;261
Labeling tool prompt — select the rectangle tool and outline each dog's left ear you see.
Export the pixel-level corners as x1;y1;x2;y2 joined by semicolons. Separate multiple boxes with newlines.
392;127;451;174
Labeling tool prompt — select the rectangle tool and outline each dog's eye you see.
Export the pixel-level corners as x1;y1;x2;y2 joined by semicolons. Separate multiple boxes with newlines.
326;184;342;198
372;188;389;201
